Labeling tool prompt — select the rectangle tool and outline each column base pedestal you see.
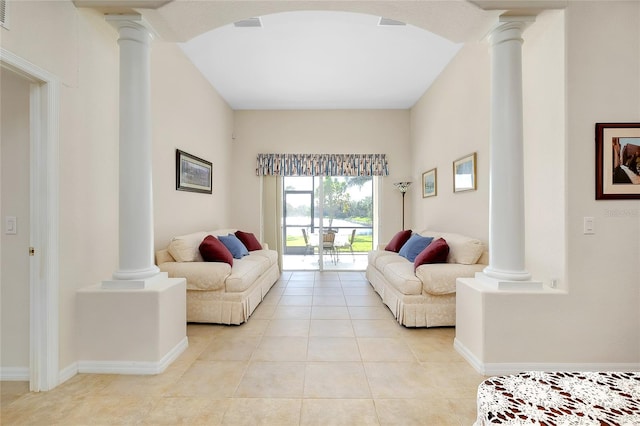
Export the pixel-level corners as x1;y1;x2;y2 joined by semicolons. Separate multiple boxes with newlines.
77;275;187;375
104;268;164;289
455;276;559;376
475;272;543;291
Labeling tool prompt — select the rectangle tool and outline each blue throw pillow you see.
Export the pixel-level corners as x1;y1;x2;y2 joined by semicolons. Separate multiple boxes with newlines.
398;234;434;262
218;234;249;259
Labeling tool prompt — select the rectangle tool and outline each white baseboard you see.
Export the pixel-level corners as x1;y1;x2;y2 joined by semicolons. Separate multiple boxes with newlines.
158;337;189;372
59;362;78;385
454;338;485;374
0;367;29;381
454;338;640;376
479;361;640;376
1;337;189;385
77;337;188;375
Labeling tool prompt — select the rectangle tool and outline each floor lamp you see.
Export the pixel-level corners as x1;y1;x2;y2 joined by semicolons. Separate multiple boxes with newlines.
393;181;412;230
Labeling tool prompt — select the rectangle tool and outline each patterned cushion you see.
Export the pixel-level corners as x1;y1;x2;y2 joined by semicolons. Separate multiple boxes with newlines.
168;231;208;262
225;258;264;292
440;232;485;265
383;262;423;295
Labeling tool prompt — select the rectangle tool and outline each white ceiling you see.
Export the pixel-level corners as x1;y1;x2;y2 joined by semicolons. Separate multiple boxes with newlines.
179;11;463;110
77;1;565;110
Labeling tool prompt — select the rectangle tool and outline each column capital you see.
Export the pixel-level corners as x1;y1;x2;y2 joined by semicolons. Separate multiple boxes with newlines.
106;14;156;44
489;15;536;46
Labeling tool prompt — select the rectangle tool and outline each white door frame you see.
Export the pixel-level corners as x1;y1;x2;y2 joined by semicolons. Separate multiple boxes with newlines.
1;48;59;391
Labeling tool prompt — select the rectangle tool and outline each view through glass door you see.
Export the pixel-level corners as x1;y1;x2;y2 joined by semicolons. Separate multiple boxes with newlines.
282;176;373;271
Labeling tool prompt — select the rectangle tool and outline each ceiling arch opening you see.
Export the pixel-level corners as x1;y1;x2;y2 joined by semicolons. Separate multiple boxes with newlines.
179;10;465;110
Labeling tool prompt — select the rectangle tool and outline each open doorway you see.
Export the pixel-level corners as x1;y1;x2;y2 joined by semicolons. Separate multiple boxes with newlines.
1;49;60;392
1;67;31;387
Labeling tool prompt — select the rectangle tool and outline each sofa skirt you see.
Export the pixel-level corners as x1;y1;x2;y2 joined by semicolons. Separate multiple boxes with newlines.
186;263;280;325
366;264;455;327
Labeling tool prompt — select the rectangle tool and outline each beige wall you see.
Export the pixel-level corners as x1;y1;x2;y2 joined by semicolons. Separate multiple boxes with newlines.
231;110;411;245
409;10;566;283
1;1;235;374
455;3;639;366
2;2;121;372
410;42;490;242
59;8;121;371
415;4;638;366
522;10;566;286
560;0;639;363
0;69;31;370
151;43;234;251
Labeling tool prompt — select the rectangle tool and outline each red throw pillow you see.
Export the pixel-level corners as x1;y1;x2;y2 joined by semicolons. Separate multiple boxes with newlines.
414;238;449;270
199;235;233;265
385;230;412;252
234;230;262;251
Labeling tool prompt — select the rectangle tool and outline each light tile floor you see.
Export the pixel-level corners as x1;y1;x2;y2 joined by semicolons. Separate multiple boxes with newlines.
1;271;485;425
282;253;369;271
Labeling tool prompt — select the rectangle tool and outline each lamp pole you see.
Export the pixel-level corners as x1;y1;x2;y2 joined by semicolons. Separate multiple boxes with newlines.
393;181;412;230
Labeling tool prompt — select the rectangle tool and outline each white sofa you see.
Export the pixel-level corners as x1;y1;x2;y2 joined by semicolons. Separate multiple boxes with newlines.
366;230;488;327
155;229;280;325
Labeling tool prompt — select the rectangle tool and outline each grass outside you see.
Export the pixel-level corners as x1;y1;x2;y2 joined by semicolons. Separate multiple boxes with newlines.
286;235;373;252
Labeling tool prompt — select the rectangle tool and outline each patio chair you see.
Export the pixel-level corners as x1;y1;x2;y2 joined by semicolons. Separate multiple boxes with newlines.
322;232;338;264
301;228;316;255
342;229;356;260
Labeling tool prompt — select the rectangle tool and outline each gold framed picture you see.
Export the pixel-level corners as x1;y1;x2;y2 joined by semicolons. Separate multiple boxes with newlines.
422;168;437;198
453;153;477;193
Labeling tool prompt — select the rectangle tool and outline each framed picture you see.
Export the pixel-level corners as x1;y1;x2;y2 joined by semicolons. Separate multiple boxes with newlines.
176;149;213;194
595;123;640;200
453;152;477;192
422;168;437;198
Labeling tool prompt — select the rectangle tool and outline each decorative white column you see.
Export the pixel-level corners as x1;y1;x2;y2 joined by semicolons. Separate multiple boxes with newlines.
104;15;160;287
481;16;540;287
79;17;187;371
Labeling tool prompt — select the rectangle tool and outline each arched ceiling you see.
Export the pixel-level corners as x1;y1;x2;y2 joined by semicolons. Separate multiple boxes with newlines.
74;1;561;109
141;0;500;44
180;10;470;109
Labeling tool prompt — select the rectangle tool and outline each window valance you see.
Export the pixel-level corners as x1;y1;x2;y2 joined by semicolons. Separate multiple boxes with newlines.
256;153;389;177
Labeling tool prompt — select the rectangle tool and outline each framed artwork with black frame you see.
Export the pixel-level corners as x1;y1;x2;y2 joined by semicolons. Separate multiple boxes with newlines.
176;149;213;194
595;123;640;200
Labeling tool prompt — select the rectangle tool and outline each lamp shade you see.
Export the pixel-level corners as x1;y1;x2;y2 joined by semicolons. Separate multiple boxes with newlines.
394;181;412;193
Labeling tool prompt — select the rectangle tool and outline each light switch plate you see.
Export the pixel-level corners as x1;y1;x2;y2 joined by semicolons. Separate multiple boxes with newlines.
5;216;17;234
583;217;595;235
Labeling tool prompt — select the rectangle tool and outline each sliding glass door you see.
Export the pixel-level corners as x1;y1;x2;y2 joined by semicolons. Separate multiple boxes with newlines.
283;178;314;256
282;176;373;271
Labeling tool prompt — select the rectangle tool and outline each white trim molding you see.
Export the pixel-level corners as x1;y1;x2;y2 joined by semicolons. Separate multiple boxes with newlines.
454;338;640;376
77;337;188;375
0;367;30;381
1;48;60;392
58;363;78;386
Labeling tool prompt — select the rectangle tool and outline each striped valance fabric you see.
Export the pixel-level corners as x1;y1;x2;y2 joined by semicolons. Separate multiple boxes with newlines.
256;153;389;177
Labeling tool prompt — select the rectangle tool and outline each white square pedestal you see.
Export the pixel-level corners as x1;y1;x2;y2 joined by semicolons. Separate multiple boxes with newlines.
77;274;187;374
